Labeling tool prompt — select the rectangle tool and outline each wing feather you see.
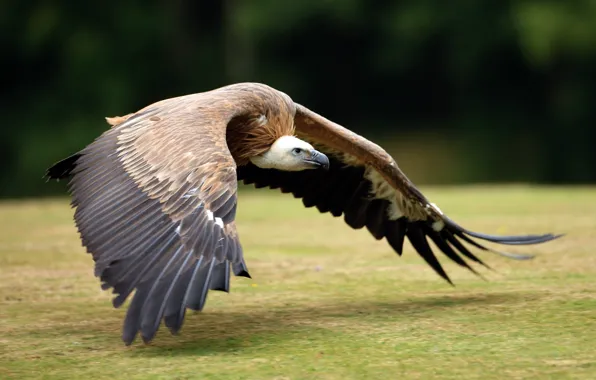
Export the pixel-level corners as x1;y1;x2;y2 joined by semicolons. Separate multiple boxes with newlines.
239;103;563;284
46;90;265;345
163;256;204;334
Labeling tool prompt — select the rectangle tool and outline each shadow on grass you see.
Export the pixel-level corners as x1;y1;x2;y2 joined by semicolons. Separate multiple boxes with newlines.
8;291;546;357
123;290;543;355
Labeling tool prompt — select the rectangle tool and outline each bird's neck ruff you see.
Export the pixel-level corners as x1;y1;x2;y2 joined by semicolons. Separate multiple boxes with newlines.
226;110;295;166
227;114;295;166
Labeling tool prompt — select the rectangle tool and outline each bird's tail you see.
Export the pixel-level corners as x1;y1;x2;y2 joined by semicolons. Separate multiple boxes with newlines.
45;153;82;181
45;113;131;181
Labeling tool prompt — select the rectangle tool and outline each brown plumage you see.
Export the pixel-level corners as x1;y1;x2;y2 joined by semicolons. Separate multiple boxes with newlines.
46;82;563;345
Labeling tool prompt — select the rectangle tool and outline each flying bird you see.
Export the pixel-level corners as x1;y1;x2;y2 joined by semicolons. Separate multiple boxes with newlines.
46;82;562;345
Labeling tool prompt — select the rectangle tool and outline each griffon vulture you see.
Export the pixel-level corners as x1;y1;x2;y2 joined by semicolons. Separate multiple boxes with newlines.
46;82;562;345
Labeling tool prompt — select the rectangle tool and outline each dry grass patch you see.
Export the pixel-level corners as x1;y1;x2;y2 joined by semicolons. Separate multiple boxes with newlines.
1;186;596;379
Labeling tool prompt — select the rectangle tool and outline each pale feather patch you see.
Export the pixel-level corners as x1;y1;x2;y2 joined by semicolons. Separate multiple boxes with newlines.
363;166;441;224
183;187;199;199
206;209;224;228
363;167;404;220
432;220;446;231
427;203;446;231
214;217;224;228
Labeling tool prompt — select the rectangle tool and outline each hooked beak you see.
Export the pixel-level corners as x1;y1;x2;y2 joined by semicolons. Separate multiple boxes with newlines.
306;150;330;170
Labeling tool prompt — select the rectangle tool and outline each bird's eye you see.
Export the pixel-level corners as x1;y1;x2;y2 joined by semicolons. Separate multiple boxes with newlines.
292;148;302;155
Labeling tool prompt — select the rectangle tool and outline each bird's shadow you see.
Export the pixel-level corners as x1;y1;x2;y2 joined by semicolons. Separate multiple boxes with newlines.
118;290;544;357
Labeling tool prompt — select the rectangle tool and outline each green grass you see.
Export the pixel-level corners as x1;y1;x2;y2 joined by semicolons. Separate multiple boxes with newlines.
1;186;596;379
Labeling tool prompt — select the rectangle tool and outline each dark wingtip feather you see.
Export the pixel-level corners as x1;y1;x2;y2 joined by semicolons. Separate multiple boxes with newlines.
232;259;251;279
436;215;564;261
45;153;82;180
443;215;564;247
440;229;492;270
186;259;216;311
381;211;563;284
406;223;454;285
385;218;407;256
455;229;549;261
121;284;150;346
210;261;231;292
463;230;564;246
235;270;251;278
425;227;486;281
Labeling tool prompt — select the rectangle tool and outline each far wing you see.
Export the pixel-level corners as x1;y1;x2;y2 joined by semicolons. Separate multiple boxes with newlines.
238;104;562;283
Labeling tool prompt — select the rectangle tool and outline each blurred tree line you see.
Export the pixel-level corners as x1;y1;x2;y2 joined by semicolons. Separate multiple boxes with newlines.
2;0;596;198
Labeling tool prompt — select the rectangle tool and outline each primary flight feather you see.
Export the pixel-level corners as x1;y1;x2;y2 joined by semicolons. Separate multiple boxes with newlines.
46;82;562;345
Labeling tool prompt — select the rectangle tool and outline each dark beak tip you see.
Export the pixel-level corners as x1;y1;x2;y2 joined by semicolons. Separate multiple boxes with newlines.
313;151;330;170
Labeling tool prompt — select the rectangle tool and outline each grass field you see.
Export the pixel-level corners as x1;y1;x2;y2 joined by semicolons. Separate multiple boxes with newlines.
1;186;595;379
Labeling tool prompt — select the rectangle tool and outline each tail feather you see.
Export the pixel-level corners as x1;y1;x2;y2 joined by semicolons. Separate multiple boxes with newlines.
45;153;82;180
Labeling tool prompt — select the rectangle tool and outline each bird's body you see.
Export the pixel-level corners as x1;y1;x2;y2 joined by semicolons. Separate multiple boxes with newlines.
47;82;562;345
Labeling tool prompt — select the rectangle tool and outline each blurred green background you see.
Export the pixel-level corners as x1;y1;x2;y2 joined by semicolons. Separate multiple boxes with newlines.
3;0;596;198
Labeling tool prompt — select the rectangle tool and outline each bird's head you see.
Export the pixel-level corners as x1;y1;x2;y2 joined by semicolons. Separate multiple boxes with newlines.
250;135;330;171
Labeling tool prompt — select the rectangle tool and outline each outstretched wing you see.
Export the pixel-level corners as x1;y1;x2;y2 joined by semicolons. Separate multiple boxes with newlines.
47;94;250;345
237;104;562;283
